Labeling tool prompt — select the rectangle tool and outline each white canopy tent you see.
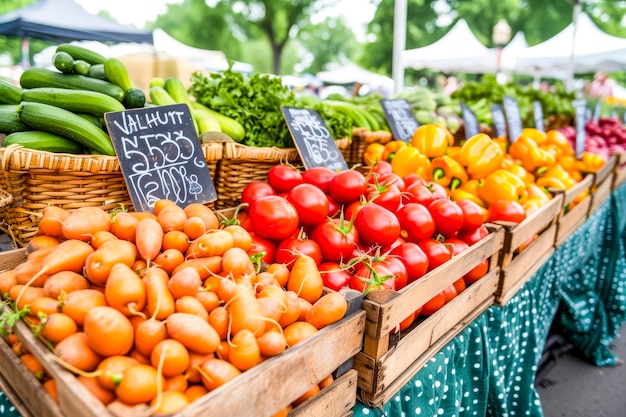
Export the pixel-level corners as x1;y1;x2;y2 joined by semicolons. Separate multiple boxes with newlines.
515;12;626;77
316;62;395;93
499;31;528;73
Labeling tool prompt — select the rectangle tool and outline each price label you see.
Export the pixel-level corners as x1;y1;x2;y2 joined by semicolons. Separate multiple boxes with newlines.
104;104;217;213
281;107;349;172
379;99;419;142
460;102;480;140
533;100;545;132
573;99;587;159
491;104;507;139
593;100;602;123
503;95;523;142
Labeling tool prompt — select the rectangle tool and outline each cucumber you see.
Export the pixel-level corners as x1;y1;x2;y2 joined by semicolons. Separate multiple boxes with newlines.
56;44;106;65
149;86;177;106
0;104;29;133
87;64;108;81
0;79;23;104
75;113;105;130
20;68;125;102
190;102;245;142
104;58;133;91
52;51;75;74
149;77;165;88
123;87;146;109
164;77;190;105
18;101;115;156
73;60;91;76
4;131;84;153
22;87;125;116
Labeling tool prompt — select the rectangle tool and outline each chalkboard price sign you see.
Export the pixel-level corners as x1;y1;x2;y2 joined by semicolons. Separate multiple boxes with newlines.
379;99;419;142
592;100;602;123
503;95;522;142
573;99;587;159
491;104;507;139
460;102;480;140
533;100;545;132
281;107;349;172
104;103;217;213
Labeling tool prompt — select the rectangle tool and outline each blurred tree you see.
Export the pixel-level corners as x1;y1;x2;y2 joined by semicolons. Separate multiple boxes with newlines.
0;0;49;66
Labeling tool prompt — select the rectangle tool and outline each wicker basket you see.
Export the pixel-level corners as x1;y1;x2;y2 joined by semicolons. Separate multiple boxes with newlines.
0;142;223;247
0;188;12;209
348;128;393;167
213;137;352;210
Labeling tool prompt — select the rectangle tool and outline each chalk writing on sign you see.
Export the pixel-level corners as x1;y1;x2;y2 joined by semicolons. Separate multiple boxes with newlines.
281;107;348;172
380;99;419;142
104;104;216;212
491;104;507;139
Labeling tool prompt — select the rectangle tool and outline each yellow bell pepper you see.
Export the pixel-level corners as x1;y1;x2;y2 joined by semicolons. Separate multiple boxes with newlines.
459;179;482;197
382;140;408;162
446;145;462;163
521;128;547;145
493;136;509;155
545;130;574;156
363;143;385;166
523;196;548;216
477;169;528;206
502;158;535;185
542;143;563;161
526;183;552;202
558;155;577;173
458;133;504;179
581;151;606;173
428;155;468;190
411;124;454;158
508;136;556;173
390;146;431;179
535;176;567;190
449;188;486;208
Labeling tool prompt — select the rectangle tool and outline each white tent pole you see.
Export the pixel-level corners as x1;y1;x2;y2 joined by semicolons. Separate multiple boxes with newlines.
392;0;407;93
567;1;583;90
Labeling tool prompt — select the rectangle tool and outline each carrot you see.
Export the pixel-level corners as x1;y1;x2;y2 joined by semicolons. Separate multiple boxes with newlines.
38;311;78;344
168;266;202;299
0;269;18;296
318;374;334;389
128;211;157;222
135;218;164;263
256;329;287;357
297;297;313;322
84;239;138;287
14;247;54;287
184;352;213;384
54;332;102;372
182;216;207;240
149;390;189;414
185;229;234;258
256;297;283;331
105;263;147;317
134;319;168;357
171;256;222;280
305;292;348;329
153;248;185;275
194;290;220;314
165;312;220;355
26;235;60;255
164;374;188;393
84;306;135;357
38;206;70;237
222;224;253;251
60;289;107;327
151;338;190;378
42;379;58;403
157;204;188;233
197;358;241;391
43;270;90;299
221;247;255;281
184;385;208;402
61;207;112;241
161;230;190;253
292;384;320;407
77;375;116;405
153;199;177;216
143;267;176;321
286;254;323;304
89;231;117;250
228;329;260;371
208;306;230;341
96;355;139;391
283;321;318;347
111;211;139;242
221;282;267;337
265;263;290;288
277;291;301;329
115;363;163;405
29;296;60;317
183;203;219;230
10;285;46;311
175;296;209;321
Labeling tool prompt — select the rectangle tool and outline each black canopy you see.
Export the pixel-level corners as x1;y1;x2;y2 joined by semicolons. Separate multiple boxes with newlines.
0;0;153;44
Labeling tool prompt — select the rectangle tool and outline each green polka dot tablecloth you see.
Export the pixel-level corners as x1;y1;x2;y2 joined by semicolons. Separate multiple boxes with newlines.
353;183;626;417
2;185;626;417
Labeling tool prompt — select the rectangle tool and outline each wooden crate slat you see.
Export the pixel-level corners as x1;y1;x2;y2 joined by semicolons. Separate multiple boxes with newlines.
288;370;358;417
589;173;614;215
555;195;592;247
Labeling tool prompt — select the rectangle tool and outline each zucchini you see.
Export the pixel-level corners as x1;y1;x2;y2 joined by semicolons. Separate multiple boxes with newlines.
164;77;190;105
75;113;105;130
22;87;125;116
4;131;84;153
56;44;106;65
73;60;91;76
0;104;29;133
18;101;115;156
190;102;245;142
0;79;23;104
53;51;75;74
104;58;133;91
87;64;108;81
149;77;165;88
123;87;146;109
149;86;177;106
20;68;125;102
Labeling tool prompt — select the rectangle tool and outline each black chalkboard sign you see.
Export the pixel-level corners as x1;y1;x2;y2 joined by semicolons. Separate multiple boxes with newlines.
573;99;587;159
593;100;602;123
503;95;523;142
491;104;507;139
533;100;545;132
460;102;480;140
281;107;349;172
104;103;217;213
379;99;419;142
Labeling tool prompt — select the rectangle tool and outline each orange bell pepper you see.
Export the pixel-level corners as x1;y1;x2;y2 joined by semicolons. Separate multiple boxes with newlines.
581;151;606;173
428;155;468;190
382;140;408;162
508;136;556;173
545;129;574;156
521;128;547;145
449;189;486;208
477;169;528;206
390;146;431;179
411;124;454;158
363;143;385;166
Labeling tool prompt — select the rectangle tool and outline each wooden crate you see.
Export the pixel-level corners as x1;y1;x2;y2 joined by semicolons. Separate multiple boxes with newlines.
355;267;500;408
496;223;557;305
589;171;614;215
588;154;617;188
0;249;365;417
612;152;626;191
553;174;593;247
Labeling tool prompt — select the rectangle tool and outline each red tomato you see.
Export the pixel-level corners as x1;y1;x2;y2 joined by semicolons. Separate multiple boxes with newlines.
241;181;276;212
366;182;402;213
428;199;464;238
275;236;322;269
379;173;406;193
318;262;352;292
453;278;466;294
267;165;303;194
445;237;469;256
402;173;423;189
247;232;276;264
309;217;359;263
390;242;429;283
380;236;406;254
369;161;393;178
329;170;367;204
396;203;435;243
457;224;489;246
420;292;446;316
418;238;452;272
456;199;485;231
249;195;299;241
354;204;401;248
350;262;395;293
442;283;458;303
327;195;342;218
390;311;416;335
379;256;408;290
402;180;447;206
344;199;367;221
302;167;335;194
464;259;489;284
488;200;526;224
286;183;329;227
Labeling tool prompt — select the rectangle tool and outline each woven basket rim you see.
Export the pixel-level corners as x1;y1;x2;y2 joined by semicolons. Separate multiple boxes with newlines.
0;188;12;208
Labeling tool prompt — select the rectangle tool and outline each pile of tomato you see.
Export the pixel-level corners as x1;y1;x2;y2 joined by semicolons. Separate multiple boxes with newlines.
238;161;496;318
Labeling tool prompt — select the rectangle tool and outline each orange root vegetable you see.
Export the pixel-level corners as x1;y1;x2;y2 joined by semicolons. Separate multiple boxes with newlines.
61;207;112;241
305;292;348;329
286;254;323;304
197;358;241;391
135;218;164;263
228;329;260;371
143;267;176;321
168;267;202;299
165;312;220;355
105;263;147;317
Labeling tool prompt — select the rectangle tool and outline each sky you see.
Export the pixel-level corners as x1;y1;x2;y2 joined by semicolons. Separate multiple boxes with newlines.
74;0;377;41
